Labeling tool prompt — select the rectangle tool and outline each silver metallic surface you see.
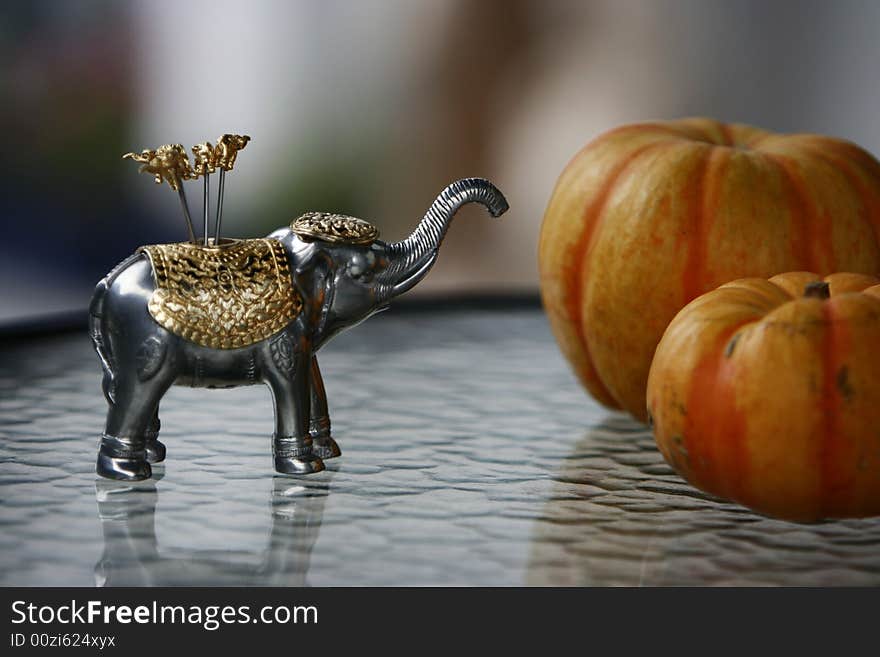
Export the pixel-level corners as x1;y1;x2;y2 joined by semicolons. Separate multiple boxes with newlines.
376;178;508;303
214;168;225;244
4;310;880;586
202;173;210;246
175;182;197;244
89;178;508;480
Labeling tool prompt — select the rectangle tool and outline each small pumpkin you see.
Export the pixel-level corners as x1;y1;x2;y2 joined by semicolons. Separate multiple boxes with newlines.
539;118;880;422
646;271;880;521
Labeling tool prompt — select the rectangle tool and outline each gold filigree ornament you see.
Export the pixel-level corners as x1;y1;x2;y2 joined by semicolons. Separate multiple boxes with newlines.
139;239;302;349
290;212;379;245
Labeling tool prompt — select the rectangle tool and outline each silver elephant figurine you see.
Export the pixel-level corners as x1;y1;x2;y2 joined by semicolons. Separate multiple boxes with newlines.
90;178;508;480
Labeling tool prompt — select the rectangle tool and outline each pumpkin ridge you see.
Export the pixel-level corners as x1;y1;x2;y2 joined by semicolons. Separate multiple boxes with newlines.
681;146;724;302
567;142;665;407
766;152;828;273
727;122;772;148
818;299;855;515
683;319;751;502
740;131;770;149
797;144;880;262
767;271;821;299
673;117;735;145
596;121;702;145
719;123;735;147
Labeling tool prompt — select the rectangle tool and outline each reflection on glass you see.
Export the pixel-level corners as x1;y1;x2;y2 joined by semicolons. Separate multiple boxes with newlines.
94;473;332;587
527;415;880;586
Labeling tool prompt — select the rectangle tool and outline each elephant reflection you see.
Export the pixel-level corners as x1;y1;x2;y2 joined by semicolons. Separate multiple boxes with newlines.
527;415;880;586
94;474;331;586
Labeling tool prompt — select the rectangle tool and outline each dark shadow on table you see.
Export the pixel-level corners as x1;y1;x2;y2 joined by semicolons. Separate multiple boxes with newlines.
94;472;332;587
527;414;880;586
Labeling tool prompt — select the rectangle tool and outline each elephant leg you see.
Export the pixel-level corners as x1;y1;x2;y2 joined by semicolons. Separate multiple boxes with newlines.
97;372;172;482
266;350;324;475
309;357;340;460
143;407;166;464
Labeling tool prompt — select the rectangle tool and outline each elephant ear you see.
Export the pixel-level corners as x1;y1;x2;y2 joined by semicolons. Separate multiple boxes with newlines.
290;242;334;313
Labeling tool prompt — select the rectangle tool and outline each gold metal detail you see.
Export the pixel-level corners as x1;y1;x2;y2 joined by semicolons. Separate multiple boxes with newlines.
290;212;379;245
139;239;302;349
123;144;194;191
191;141;217;177
214;134;250;171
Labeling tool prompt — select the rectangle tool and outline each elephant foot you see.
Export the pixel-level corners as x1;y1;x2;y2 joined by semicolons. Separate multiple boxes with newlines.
144;418;165;464
274;455;325;475
144;437;166;464
310;418;339;460
96;435;152;481
273;435;324;475
311;435;341;460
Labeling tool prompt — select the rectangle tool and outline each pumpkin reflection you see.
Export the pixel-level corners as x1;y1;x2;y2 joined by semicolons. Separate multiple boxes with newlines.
527;415;880;586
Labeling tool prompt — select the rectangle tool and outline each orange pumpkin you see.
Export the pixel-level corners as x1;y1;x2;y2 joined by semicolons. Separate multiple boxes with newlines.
647;272;880;521
539;118;880;422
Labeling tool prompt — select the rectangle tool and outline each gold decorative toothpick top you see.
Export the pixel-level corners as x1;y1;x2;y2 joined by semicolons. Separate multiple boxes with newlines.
190;142;217;245
191;142;217;178
123;144;193;192
121;133;252;246
214;134;250;171
123;143;197;242
211;134;250;245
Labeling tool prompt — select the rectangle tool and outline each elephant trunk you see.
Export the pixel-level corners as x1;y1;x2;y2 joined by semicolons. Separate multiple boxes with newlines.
376;178;508;302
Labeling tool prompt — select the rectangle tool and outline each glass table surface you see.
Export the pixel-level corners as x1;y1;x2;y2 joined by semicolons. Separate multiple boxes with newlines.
2;308;879;586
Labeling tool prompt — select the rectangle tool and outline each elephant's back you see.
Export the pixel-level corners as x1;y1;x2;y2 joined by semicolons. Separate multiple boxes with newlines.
105;253;156;307
90;252;151;314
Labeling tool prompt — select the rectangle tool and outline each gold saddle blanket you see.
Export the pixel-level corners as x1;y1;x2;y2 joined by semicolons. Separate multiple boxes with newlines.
139;239;302;349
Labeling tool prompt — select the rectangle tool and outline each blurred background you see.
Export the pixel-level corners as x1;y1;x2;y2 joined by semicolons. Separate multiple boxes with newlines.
4;0;880;326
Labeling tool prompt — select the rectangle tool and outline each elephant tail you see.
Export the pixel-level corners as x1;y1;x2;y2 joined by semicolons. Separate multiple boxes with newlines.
89;252;140;404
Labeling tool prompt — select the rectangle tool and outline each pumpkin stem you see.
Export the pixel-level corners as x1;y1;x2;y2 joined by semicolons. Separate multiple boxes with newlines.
804;281;831;300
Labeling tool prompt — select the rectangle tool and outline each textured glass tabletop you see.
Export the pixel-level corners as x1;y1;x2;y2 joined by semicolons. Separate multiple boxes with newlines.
2;307;879;586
